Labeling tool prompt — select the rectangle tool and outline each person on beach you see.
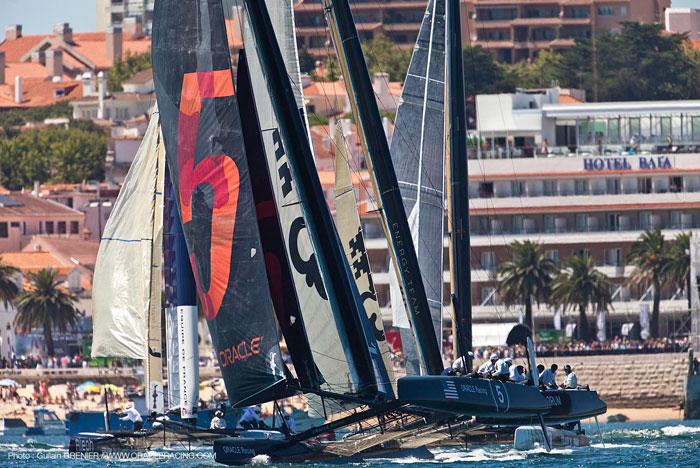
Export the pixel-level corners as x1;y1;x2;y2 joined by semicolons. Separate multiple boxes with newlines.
539;364;558;389
561;365;577;389
120;402;143;431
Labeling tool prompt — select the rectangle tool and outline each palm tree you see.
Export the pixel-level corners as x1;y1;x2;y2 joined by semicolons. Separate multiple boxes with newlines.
626;228;667;338
662;232;690;311
550;255;613;341
496;240;558;333
13;268;80;357
0;257;20;305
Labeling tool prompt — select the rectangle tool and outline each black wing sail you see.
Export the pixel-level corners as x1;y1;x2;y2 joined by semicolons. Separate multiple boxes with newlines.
237;49;321;391
153;0;286;407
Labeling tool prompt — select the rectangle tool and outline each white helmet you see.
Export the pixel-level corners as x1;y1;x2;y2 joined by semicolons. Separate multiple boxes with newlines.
490;353;498;361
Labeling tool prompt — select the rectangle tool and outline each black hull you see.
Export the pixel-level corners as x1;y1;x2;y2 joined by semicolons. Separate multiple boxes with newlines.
213;437;360;465
398;376;551;417
69;427;227;454
478;389;607;426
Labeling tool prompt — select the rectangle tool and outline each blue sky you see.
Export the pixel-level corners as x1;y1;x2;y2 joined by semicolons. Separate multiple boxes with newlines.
1;0;95;41
0;0;697;41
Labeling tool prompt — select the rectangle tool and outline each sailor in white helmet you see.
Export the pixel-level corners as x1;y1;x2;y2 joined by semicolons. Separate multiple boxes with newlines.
492;357;512;381
210;410;226;429
477;353;499;377
239;405;265;430
119;402;143;431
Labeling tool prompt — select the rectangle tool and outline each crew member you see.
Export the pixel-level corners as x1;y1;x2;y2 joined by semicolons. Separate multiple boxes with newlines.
210;410;226;429
492;357;511;381
120;402;143;431
442;351;474;376
239;405;265;430
510;364;526;383
477;354;499;377
539;364;558;389
283;412;296;433
561;364;577;389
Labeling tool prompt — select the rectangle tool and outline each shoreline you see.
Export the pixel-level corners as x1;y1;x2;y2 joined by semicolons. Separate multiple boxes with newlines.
603;407;684;422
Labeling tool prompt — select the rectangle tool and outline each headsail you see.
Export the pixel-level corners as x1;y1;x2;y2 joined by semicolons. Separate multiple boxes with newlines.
389;0;446;374
91;108;163;367
334;124;395;392
153;0;286;407
239;5;357;395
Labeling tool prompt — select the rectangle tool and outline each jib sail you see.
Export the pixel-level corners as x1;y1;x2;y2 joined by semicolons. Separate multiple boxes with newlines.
153;0;286;407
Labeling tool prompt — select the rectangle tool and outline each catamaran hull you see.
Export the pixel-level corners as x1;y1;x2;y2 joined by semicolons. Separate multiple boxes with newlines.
478;389;607;426
69;428;225;454
213;437;361;465
398;376;551;417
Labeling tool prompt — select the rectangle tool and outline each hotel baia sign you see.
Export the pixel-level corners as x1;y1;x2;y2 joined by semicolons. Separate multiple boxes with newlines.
583;156;672;172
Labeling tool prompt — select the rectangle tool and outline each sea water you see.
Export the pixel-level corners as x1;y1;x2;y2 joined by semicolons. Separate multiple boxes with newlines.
1;419;698;467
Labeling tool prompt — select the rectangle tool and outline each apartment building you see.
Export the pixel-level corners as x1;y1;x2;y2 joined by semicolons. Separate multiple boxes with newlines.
96;0;155;36
463;0;670;63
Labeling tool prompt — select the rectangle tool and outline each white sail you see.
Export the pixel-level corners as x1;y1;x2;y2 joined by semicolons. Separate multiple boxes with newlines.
241;5;356;394
92;109;163;360
333;123;395;392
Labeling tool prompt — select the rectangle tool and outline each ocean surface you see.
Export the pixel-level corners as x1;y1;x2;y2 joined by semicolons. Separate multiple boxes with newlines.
0;419;698;467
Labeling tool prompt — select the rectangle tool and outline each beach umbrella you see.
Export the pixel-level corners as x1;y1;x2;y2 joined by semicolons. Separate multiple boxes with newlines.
76;381;99;392
102;384;119;392
0;378;20;387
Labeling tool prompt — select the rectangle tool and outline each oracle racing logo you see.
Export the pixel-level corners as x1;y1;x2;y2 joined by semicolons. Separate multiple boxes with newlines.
218;336;263;367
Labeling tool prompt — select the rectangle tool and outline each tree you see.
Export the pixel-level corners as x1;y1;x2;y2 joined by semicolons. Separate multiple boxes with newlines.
298;48;316;74
107;49;152;92
0;257;19;306
496;240;558;333
462;45;516;97
550;255;613;341
662;232;691;311
626;228;668;338
362;33;411;82
510;50;565;89
13;269;80;357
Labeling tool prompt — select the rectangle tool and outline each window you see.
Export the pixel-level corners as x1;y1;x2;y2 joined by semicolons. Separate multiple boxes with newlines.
671;211;682;229
477;217;490;234
545;249;559;266
693;116;700;139
607;213;620;231
481;287;497;306
544;215;555;233
629;118;641;140
58;221;66;234
481;251;496;271
511;181;524;197
22;222;26;235
576;214;587;232
45;221;55;234
573;248;591;259
606;178;621;195
639;211;652;230
0;222;7;239
10;222;19;228
512;216;524;234
669;176;683;193
598;6;615;16
70;221;79;235
543;180;556;196
574;179;588;195
571;7;589;18
660;117;672;141
638;178;652;194
620;6;627;16
479;182;494;198
605;248;622;266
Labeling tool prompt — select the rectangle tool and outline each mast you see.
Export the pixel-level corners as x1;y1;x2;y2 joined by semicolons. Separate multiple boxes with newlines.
321;0;443;376
445;0;472;366
241;0;386;398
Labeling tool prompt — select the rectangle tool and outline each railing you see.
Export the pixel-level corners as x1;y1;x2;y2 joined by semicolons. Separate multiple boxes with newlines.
471;222;697;237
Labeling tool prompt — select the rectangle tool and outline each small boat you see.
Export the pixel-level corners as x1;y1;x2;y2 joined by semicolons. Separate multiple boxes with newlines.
514;425;591;450
24;408;67;436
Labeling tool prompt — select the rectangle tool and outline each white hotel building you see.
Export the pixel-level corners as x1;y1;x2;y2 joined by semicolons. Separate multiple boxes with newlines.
356;88;700;341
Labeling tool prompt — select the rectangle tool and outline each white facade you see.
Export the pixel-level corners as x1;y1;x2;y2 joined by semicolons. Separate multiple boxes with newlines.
665;8;700;41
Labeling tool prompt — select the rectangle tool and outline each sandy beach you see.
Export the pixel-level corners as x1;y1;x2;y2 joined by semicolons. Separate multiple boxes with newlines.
604;407;683;422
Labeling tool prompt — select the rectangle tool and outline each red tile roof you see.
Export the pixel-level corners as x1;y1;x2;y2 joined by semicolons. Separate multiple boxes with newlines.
0;77;82;109
0;251;73;276
559;94;584;104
